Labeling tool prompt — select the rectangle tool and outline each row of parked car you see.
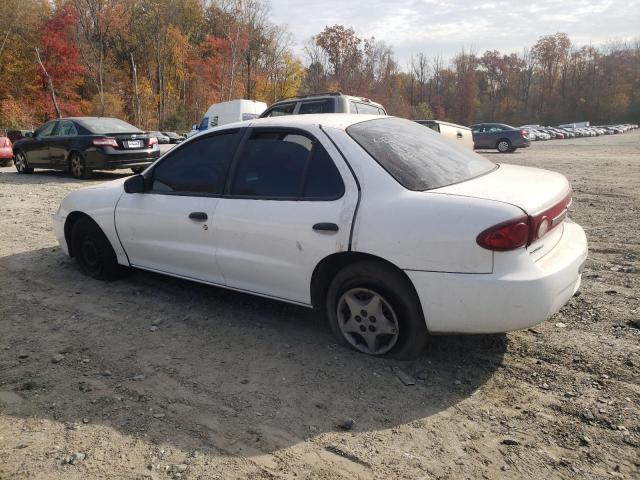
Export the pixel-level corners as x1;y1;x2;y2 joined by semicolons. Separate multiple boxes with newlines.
521;124;638;141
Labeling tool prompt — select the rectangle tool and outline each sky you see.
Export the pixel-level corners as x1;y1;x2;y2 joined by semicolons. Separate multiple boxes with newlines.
269;0;640;67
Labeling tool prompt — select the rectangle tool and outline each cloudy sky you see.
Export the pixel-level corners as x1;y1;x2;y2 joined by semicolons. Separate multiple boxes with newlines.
269;0;640;66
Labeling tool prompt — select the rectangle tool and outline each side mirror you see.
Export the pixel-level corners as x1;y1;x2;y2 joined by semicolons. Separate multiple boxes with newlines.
124;174;146;194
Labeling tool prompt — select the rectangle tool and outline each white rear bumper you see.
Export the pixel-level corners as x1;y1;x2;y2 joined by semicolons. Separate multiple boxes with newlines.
406;220;588;334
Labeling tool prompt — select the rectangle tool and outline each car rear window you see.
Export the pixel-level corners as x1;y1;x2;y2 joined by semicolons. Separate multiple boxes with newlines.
347;117;496;191
80;118;141;134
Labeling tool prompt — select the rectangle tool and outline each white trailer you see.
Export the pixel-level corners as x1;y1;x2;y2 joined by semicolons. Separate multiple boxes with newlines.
189;99;267;137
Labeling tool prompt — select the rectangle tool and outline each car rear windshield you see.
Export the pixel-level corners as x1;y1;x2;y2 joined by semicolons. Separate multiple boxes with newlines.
80;118;142;134
347;117;496;191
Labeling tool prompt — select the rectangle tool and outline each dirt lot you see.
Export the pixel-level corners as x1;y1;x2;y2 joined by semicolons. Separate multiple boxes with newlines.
0;132;638;480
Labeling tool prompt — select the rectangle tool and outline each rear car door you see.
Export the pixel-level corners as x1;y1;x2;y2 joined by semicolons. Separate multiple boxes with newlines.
213;126;358;304
49;120;79;168
115;131;240;283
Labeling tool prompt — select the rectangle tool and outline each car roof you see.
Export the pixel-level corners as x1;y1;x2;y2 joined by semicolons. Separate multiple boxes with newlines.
270;93;385;109
188;114;387;139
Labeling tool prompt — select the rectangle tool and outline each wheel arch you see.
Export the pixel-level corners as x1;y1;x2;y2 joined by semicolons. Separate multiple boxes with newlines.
310;251;422;313
64;211;97;257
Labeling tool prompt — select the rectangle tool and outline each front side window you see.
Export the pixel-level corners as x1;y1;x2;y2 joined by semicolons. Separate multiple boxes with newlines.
230;130;343;199
298;99;335;114
151;132;238;194
347;117;496;191
262;103;296;117
36;121;57;138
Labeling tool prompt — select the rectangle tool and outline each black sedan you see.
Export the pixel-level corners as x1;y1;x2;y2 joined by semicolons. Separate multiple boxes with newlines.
470;123;531;153
12;117;161;179
162;131;185;144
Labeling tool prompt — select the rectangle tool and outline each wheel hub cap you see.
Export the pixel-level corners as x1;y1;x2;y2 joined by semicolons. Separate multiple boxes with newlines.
337;288;399;355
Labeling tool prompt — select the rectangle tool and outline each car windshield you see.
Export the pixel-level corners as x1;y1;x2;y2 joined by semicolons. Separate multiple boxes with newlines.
347;117;496;191
80;118;141;134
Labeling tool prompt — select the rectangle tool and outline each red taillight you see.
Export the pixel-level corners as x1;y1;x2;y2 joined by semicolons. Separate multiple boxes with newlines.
520;130;526;137
147;137;158;147
477;217;530;251
92;137;118;147
529;191;572;243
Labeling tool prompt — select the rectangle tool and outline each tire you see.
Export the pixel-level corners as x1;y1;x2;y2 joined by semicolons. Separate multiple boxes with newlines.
69;152;92;179
71;217;127;280
326;260;428;359
131;166;145;174
508;147;517;153
14;151;34;174
496;139;511;153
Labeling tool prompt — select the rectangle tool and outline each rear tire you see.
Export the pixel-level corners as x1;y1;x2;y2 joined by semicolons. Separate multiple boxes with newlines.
69;152;92;179
497;139;511;153
326;260;428;359
71;217;127;280
14;151;34;174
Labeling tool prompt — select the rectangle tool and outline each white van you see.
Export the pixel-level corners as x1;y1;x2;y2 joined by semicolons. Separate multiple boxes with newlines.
189;99;267;137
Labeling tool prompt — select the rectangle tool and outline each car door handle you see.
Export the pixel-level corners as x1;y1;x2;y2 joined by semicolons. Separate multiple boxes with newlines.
188;212;208;221
313;222;339;232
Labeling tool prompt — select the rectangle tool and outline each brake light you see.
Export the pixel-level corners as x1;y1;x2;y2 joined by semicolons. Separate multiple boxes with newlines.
147;137;158;147
529;191;572;243
92;137;118;147
520;130;526;137
477;217;530;251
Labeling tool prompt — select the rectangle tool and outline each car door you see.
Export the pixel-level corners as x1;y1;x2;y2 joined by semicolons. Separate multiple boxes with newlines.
213;126;358;305
115;131;240;284
25;121;58;166
48;120;78;168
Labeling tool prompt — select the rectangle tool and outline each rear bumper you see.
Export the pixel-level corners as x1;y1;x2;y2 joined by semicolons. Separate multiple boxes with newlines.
84;147;160;169
406;220;588;334
514;137;531;148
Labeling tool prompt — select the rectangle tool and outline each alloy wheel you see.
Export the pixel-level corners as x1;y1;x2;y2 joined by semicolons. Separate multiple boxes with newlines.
498;140;510;152
71;155;84;178
15;153;26;172
336;287;400;355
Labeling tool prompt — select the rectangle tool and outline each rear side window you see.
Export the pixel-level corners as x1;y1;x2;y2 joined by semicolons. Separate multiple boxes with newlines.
262;103;296;117
151;133;238;194
57;121;78;136
298;99;335;114
351;102;384;115
230;130;344;199
347;117;496;191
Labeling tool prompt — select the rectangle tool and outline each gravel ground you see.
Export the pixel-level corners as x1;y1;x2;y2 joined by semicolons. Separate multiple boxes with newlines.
0;132;638;479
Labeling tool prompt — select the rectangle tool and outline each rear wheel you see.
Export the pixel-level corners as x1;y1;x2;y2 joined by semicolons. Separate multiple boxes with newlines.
14;151;34;174
71;217;126;280
497;139;511;153
326;261;428;359
69;152;92;179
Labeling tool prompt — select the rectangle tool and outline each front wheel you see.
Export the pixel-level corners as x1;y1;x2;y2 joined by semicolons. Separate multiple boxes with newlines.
497;139;511;153
69;152;92;179
326;261;428;359
14;151;34;174
71;217;127;280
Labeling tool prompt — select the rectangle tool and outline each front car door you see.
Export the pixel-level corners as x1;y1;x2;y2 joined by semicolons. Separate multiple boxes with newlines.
213;126;358;304
115;131;240;284
25;121;58;166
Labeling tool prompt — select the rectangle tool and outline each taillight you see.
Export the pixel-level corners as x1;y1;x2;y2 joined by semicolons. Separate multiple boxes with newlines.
92;137;118;147
148;137;158;147
529;191;572;243
477;217;530;251
520;130;526;137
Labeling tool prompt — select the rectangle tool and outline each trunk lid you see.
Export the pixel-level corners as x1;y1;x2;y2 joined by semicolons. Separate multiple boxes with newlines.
435;163;572;260
106;132;151;150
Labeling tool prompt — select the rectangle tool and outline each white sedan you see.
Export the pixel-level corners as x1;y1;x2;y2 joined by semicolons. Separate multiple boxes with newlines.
53;115;588;358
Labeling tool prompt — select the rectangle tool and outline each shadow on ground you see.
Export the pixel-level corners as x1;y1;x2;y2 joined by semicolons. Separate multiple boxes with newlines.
0;246;507;457
0;168;131;185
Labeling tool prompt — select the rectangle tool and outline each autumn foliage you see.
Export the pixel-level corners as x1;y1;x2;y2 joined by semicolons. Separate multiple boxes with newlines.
0;2;638;131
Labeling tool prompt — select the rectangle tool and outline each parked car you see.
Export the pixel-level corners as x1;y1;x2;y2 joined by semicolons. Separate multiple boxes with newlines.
149;131;170;144
189;99;267;137
260;92;387;118
415;120;473;150
162;132;185;144
12;117;160;179
53;114;587;358
0;136;13;166
470;123;531;152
